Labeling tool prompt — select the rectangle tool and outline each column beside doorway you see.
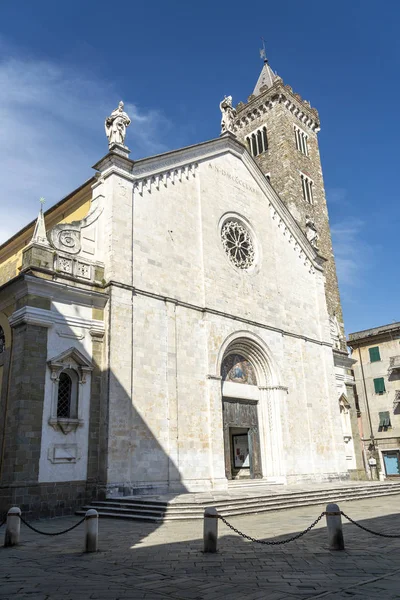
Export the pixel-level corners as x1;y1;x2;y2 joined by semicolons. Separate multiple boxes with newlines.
258;386;286;481
207;374;229;491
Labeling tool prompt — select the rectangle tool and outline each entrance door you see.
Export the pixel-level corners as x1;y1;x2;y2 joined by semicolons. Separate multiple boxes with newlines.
222;399;262;480
231;429;250;478
383;451;400;476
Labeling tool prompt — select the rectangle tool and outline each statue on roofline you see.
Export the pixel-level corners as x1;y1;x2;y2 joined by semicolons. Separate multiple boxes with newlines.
219;95;236;135
305;217;319;250
105;101;131;148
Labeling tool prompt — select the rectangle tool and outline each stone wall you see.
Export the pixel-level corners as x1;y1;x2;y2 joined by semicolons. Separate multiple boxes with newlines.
0;481;88;520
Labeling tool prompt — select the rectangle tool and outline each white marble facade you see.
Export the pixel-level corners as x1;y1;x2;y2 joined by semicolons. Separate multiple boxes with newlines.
35;134;349;494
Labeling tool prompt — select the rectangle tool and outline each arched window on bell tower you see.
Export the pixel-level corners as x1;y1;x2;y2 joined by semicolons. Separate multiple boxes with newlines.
246;126;268;158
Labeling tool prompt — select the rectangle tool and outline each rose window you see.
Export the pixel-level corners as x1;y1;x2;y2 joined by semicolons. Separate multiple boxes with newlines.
221;220;255;269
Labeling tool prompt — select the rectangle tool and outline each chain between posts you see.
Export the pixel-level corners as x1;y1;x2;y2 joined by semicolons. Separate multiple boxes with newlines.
214;509;400;544
216;511;326;545
18;515;86;536
340;511;400;538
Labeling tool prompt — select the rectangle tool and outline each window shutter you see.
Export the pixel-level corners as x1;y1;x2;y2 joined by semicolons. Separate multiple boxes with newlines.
379;411;391;428
374;377;386;394
369;347;381;362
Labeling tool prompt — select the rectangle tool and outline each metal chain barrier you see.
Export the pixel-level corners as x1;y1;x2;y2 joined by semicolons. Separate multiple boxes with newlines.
19;515;85;536
217;511;326;545
340;511;400;538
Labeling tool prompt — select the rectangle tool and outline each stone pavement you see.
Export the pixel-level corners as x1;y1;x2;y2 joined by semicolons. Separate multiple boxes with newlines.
1;495;400;599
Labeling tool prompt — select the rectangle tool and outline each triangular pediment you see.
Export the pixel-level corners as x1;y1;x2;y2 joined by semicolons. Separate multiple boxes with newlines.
48;347;93;370
339;393;351;409
107;135;321;272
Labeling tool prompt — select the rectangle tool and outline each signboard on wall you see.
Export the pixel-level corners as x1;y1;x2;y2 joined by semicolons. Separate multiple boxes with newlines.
232;434;250;468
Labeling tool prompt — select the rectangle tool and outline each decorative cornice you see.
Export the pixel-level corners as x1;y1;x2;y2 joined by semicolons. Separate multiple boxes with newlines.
133;163;198;195
21;275;108;309
9;306;54;329
234;80;320;134
89;328;105;340
8;304;105;333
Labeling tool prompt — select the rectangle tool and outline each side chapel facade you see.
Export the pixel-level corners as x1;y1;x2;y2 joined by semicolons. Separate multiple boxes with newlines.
0;58;363;516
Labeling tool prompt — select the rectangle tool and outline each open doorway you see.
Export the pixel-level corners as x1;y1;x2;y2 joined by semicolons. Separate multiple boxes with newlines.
231;427;250;479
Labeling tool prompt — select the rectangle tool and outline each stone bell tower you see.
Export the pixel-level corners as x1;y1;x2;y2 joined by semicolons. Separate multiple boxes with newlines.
234;57;346;350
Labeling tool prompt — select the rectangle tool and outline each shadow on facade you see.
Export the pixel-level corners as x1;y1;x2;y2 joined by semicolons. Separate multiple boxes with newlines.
0;295;186;530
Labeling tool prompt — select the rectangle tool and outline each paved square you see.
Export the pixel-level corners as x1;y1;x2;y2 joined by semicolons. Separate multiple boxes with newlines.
1;496;400;599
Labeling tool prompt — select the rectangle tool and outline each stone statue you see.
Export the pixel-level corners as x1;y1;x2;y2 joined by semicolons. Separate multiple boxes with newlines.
329;314;342;350
219;96;237;135
305;217;319;250
105;101;131;148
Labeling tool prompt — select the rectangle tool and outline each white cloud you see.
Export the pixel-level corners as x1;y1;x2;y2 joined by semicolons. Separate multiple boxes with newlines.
0;51;172;244
326;187;349;206
331;218;374;289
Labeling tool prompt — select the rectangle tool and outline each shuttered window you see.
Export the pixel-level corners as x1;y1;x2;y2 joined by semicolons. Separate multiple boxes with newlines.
379;411;391;430
374;377;386;394
369;346;381;362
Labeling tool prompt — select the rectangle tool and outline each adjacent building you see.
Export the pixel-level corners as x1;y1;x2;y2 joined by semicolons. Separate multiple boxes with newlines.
348;322;400;478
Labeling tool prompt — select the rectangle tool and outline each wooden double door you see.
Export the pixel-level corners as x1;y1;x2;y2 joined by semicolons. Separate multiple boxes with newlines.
223;398;262;479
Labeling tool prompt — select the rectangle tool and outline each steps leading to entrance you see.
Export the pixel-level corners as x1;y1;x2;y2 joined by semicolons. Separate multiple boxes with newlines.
77;481;400;522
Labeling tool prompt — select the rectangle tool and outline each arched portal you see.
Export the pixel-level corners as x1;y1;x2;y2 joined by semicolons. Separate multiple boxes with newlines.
218;332;282;481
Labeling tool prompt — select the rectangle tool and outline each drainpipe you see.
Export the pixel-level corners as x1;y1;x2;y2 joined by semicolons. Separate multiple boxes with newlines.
358;347;374;443
358;346;378;478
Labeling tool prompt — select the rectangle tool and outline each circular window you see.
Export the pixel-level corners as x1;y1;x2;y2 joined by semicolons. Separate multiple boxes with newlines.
221;220;255;270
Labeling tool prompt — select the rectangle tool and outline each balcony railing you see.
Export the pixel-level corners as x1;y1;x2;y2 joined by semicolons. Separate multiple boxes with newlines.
388;356;400;376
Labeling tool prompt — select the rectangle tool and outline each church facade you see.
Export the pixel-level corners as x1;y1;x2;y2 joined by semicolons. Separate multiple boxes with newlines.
0;59;360;517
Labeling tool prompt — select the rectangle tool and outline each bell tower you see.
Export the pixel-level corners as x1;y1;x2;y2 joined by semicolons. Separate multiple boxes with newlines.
234;56;346;349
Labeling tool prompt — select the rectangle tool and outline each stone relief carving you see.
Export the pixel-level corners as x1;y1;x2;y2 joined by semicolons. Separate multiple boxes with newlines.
105;101;131;148
58;256;73;273
49;196;103;256
77;262;91;279
52;228;82;254
220;95;237;134
305;217;319;250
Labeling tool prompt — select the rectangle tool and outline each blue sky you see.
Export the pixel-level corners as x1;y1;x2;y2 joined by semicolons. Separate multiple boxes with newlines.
1;0;399;335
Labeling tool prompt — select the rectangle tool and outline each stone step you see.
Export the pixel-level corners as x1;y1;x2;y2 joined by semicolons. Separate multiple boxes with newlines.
77;488;400;523
76;510;162;522
83;485;400;514
99;482;400;509
80;505;165;518
77;483;400;522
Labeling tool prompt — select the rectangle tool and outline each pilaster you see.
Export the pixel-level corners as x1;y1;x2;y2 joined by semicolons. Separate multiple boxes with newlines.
207;374;228;489
1;321;48;486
